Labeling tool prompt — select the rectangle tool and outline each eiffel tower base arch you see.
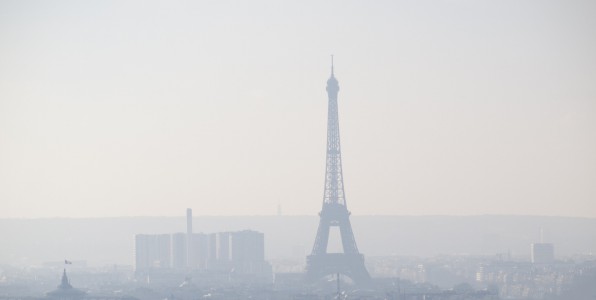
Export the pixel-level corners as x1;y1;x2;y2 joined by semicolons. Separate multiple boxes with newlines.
305;253;371;286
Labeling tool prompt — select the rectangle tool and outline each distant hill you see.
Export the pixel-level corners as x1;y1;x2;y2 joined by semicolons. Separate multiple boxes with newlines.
1;215;594;266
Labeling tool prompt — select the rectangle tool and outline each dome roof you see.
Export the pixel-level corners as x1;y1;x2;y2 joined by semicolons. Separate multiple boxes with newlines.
46;269;86;299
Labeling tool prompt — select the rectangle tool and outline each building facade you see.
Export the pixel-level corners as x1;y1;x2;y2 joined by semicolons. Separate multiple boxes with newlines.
134;234;171;270
134;230;267;273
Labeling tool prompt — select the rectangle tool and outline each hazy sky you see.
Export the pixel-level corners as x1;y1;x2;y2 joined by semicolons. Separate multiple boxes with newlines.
1;0;595;218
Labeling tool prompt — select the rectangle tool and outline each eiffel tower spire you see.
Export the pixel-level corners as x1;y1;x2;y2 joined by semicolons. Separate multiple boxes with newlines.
306;58;370;285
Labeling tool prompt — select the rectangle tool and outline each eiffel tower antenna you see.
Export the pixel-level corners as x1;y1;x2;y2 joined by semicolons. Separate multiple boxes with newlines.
331;54;334;76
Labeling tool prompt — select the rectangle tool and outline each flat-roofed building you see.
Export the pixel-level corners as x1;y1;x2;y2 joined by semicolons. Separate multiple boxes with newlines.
531;243;554;264
134;234;171;271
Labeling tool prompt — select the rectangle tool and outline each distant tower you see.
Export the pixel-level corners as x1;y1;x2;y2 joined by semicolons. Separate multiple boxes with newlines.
187;208;192;268
305;57;371;285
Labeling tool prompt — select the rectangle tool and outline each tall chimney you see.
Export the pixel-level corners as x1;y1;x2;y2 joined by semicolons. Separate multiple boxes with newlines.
186;208;192;268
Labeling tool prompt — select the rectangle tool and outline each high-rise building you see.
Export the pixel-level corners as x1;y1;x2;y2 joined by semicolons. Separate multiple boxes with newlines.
188;233;210;269
216;232;232;262
171;232;187;269
134;208;268;276
206;232;232;271
231;230;265;263
531;243;554;264
230;230;267;274
134;234;171;271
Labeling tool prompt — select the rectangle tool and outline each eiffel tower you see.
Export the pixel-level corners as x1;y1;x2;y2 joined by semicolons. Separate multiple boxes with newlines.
305;58;371;285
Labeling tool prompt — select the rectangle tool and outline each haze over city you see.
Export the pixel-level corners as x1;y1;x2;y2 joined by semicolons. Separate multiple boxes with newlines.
1;0;595;219
2;2;596;300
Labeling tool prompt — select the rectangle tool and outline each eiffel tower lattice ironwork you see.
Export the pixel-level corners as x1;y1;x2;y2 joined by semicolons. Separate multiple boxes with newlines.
305;58;371;285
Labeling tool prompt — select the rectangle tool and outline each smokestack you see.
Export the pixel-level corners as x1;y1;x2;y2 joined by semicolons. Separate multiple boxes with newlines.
186;208;192;268
187;208;192;236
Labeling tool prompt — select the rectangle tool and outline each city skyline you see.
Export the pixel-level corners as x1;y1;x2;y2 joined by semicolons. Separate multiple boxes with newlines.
1;0;595;218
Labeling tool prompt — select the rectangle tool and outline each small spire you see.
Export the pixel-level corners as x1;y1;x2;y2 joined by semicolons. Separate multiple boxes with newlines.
60;268;70;287
331;54;334;76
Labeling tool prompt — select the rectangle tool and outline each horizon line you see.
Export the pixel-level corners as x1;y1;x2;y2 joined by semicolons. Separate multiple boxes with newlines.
1;213;595;220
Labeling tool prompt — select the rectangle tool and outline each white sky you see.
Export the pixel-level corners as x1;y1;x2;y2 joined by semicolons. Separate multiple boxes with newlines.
1;0;595;218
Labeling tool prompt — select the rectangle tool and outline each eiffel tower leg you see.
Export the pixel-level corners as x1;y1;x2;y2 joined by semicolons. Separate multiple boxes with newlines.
339;218;359;254
312;219;330;255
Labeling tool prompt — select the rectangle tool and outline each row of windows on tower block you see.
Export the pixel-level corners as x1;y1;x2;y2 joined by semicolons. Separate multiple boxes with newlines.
134;230;265;272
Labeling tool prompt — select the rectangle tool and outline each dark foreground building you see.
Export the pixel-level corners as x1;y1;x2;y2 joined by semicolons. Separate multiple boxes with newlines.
46;269;86;299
